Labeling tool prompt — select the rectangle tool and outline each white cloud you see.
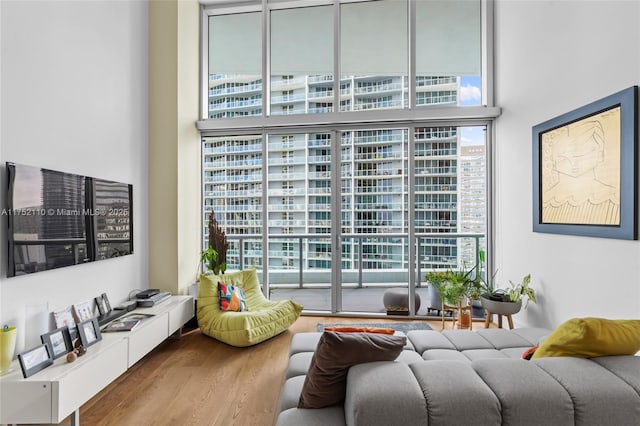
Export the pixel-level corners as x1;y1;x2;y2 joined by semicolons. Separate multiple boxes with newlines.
461;136;473;144
460;84;481;101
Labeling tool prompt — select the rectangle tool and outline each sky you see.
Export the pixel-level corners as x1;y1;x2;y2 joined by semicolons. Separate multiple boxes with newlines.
459;75;485;146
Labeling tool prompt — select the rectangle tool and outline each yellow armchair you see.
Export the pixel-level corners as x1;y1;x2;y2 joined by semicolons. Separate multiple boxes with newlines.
197;267;303;347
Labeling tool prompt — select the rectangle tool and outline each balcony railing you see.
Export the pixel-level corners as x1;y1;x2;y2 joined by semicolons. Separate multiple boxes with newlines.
219;232;485;289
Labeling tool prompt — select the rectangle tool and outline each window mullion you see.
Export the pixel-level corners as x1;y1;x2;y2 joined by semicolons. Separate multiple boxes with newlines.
330;129;342;313
408;0;416;110
263;0;270;117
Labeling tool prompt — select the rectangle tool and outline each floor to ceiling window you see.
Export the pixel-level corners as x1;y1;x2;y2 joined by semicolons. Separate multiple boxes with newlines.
199;0;498;316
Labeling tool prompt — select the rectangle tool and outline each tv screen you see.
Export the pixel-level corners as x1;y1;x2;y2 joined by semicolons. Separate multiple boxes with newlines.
6;162;133;277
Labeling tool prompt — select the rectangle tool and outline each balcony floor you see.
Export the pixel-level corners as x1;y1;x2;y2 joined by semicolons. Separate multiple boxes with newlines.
270;286;486;319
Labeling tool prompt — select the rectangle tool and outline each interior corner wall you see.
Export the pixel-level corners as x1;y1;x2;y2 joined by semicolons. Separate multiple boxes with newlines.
0;1;149;354
148;0;200;296
493;0;640;328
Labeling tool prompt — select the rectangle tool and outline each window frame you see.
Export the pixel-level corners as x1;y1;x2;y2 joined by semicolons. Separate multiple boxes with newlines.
198;0;499;315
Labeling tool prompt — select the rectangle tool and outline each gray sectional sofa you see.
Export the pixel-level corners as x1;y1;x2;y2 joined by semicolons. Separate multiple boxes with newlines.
277;328;640;425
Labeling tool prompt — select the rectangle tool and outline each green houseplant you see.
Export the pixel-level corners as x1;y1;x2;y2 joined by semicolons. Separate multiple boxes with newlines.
201;211;229;276
480;273;536;318
426;264;478;329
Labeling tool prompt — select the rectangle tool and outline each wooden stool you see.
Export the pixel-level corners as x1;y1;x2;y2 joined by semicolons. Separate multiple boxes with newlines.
484;311;514;329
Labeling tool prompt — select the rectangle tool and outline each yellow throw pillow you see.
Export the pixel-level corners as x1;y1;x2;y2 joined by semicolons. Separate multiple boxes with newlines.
532;317;640;359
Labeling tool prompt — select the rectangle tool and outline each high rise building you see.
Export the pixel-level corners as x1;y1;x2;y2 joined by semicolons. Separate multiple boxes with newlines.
202;74;485;279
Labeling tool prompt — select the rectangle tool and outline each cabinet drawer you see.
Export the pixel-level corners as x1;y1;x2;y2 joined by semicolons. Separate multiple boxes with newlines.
54;337;128;422
168;298;194;335
0;376;52;424
128;312;169;367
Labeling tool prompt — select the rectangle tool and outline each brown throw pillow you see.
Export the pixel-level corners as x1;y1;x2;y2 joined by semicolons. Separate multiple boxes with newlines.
298;331;406;409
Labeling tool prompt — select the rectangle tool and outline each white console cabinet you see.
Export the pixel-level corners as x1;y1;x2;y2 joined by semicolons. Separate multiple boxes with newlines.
0;295;194;425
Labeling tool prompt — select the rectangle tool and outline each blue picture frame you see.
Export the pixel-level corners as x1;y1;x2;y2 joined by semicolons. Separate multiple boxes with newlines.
532;86;637;239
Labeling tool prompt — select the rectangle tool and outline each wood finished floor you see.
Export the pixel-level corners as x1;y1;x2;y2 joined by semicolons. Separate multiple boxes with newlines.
79;316;487;426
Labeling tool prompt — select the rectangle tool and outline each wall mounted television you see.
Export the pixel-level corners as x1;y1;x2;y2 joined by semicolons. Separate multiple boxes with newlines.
5;162;133;277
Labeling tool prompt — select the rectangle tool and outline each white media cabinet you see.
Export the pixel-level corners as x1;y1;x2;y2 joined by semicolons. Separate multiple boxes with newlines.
0;295;193;425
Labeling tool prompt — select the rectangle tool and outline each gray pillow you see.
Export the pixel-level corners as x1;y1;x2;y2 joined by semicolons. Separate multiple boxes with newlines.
298;331;406;409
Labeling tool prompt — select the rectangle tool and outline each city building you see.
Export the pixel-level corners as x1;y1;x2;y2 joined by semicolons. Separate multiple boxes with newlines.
202;74;486;285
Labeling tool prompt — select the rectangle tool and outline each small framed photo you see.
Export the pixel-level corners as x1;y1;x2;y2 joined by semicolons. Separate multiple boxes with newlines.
52;306;77;338
40;326;73;360
77;318;102;348
95;293;111;316
18;344;53;378
73;300;94;323
101;293;112;312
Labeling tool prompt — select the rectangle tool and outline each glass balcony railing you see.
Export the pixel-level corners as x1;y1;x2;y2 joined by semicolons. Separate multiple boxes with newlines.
218;232;485;290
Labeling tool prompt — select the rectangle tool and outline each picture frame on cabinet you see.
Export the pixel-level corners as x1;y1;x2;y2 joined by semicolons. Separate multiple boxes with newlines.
18;344;53;378
73;300;94;323
77;318;102;348
40;326;73;360
95;293;112;316
52;306;77;338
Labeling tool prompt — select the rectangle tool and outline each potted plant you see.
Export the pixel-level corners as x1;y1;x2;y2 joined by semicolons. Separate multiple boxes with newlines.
425;269;449;311
480;273;536;316
426;264;476;329
202;211;229;276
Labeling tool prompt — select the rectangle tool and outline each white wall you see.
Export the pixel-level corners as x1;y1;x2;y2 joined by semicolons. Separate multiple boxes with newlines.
0;1;148;354
494;0;640;328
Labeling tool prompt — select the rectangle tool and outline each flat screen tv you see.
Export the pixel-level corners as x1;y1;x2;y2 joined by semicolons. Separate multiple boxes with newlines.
6;162;133;277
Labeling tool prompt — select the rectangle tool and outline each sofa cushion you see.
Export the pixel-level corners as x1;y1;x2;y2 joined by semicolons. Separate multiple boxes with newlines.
406;330;456;353
346;362;428;426
289;332;322;356
298;331;406;409
532;317;640;359
461;348;508;361
510;327;551;345
472;358;574;426
475;328;534;348
410;360;501;425
533;357;640;425
442;329;494;350
422;349;469;362
591;355;640;395
276;407;346;426
280;375;307;412
499;347;537;359
286;352;314;379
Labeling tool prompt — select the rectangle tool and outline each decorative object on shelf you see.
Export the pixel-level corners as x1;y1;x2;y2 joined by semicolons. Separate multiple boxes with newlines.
73;339;87;357
17;343;53;378
533;85;638;240
77;318;102;348
40;326;73;360
0;325;17;375
52;306;77;338
95;293;111;316
73;300;94;323
66;351;78;363
102;313;154;332
201;210;229;276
